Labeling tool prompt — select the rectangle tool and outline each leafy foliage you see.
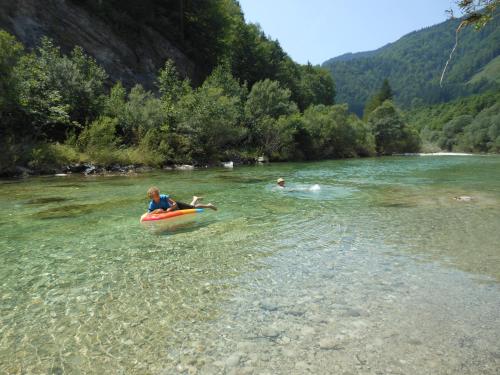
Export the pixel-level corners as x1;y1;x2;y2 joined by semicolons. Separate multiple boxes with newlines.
368;101;421;155
0;30;23;114
303;104;376;159
176;85;245;162
73;0;335;108
364;79;394;119
0;27;427;175
322;10;500;115
455;0;499;29
407;91;500;152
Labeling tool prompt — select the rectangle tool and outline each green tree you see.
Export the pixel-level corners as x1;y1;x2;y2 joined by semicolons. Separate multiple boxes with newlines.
156;59;191;104
176;85;245;162
14;50;71;140
296;63;335;111
303;104;370;159
13;37;107;141
245;79;297;122
458;102;500;152
78;116;119;151
368;101;421;155
438;115;472;150
77;116;120;164
0;30;26;173
108;84;167;145
364;79;393;119
244;79;298;156
455;0;499;29
203;63;247;100
0;30;23;115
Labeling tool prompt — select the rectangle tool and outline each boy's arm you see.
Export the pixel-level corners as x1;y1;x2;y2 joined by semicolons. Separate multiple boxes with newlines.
166;198;178;212
148;201;165;215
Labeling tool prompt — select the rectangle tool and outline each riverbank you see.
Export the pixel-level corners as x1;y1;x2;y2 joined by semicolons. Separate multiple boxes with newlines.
0;156;257;179
3;151;496;179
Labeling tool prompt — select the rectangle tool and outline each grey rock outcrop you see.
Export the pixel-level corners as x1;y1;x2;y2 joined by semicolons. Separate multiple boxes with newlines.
0;0;197;89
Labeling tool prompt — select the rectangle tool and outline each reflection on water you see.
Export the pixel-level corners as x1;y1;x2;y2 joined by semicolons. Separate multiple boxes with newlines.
143;216;217;235
0;156;499;374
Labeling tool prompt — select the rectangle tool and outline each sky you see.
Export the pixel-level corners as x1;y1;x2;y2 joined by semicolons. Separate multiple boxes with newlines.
238;0;461;65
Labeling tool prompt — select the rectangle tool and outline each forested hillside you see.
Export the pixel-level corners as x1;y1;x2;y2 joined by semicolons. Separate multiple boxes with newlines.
1;1;498;176
2;0;368;176
323;11;500;115
406;91;500;153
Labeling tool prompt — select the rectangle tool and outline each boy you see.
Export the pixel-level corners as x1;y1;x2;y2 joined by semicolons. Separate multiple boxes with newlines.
277;178;285;188
146;187;217;214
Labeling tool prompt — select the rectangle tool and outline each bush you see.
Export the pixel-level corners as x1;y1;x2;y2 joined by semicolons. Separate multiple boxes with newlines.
368;101;421;155
437;115;472;150
14;38;107;141
0;30;23;114
302;104;373;159
28;143;80;170
245;79;298;122
77;116;121;164
157;60;192;105
245;79;298;154
176;86;246;162
104;84;168;145
457;103;500;152
135;128;173;166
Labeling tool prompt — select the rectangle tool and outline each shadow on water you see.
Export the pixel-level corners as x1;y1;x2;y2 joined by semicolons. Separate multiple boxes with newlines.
34;203;98;219
215;174;269;184
153;219;216;235
48;184;86;188
379;202;418;208
32;197;141;220
25;197;70;205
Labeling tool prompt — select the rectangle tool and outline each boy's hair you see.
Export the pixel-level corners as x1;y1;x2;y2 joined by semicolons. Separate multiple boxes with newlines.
147;186;160;198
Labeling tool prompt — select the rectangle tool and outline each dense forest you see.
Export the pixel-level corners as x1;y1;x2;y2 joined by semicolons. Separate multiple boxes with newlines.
70;0;335;109
0;29;419;175
0;0;423;176
406;91;500;153
0;1;498;176
323;9;500;115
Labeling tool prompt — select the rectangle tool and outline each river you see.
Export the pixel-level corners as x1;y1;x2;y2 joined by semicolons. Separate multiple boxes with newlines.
1;156;499;374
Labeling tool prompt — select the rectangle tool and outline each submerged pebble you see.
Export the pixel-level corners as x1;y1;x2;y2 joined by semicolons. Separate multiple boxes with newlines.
319;337;342;350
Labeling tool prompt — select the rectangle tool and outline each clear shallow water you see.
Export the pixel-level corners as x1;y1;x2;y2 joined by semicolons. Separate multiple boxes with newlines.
0;156;499;374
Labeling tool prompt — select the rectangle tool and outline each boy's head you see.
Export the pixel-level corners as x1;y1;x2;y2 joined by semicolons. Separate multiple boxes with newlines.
277;178;285;187
147;186;160;201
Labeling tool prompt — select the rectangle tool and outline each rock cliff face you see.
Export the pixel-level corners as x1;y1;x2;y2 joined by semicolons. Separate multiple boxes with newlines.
0;0;197;89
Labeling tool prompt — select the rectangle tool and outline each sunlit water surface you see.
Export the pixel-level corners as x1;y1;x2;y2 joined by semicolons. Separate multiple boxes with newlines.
1;156;499;374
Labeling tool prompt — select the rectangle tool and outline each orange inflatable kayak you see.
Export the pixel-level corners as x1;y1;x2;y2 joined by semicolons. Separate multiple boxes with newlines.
140;208;204;222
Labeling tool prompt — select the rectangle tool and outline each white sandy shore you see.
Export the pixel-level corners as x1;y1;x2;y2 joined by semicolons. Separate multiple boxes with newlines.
394;152;473;156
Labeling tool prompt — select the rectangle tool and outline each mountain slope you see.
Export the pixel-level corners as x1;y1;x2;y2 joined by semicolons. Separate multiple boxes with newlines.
468;55;500;84
322;13;500;115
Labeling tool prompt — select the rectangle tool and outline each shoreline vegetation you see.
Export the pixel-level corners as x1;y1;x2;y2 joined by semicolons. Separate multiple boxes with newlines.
1;9;499;178
0;29;419;178
6;152;490;180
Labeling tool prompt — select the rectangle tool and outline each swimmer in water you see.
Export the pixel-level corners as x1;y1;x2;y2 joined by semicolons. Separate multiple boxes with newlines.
454;195;473;202
276;178;320;192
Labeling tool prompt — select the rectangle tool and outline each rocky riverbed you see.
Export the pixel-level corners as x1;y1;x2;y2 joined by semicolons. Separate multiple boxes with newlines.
156;228;500;375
